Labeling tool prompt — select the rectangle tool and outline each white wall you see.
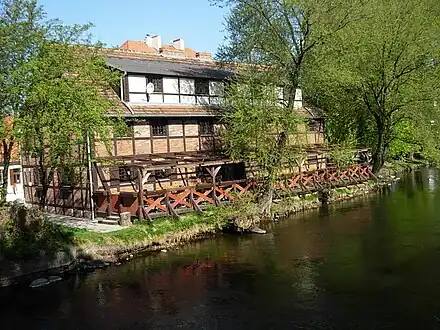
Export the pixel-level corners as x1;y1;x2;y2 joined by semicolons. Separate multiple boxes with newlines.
163;77;179;94
128;75;146;93
126;75;224;106
209;81;224;96
180;78;195;94
2;164;24;202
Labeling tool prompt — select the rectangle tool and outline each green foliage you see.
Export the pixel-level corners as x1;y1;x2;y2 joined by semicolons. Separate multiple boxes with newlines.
0;219;74;261
17;40;120;206
388;120;420;159
305;0;440;171
329;140;357;167
222;70;303;182
214;0;364;102
0;1;123;207
0;0;46;203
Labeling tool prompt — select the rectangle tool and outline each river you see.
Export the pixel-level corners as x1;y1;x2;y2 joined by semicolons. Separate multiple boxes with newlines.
2;168;440;329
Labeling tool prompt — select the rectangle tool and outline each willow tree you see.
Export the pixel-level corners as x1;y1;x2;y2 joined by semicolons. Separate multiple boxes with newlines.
222;71;304;216
213;0;364;104
213;0;364;215
306;0;440;172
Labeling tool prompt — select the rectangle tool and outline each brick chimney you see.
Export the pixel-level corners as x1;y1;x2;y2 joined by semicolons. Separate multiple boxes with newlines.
172;38;185;50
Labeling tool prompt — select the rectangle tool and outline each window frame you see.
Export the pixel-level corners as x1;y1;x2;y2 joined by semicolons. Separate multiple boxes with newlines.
199;120;214;136
195;78;210;96
11;169;21;185
118;166;132;182
147;75;163;93
151;120;168;137
307;119;322;133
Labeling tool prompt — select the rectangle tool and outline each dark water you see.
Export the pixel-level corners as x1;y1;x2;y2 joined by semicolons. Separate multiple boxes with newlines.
2;169;440;329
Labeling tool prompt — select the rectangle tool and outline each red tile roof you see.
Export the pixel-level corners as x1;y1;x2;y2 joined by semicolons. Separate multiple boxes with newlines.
120;40;157;54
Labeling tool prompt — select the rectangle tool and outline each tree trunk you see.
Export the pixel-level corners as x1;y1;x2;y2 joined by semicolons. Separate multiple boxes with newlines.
260;179;274;218
38;162;47;210
372;123;387;173
0;138;13;205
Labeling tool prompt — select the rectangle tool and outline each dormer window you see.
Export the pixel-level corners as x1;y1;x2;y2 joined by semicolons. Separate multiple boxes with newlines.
147;75;163;93
195;79;209;95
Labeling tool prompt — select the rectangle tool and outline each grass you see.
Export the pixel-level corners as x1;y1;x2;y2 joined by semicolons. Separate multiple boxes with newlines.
379;159;427;177
0;221;76;261
63;206;235;260
0;202;243;262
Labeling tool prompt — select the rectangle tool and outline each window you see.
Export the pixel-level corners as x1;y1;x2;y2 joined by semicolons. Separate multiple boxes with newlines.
308;120;321;132
195;79;209;95
147;75;163;93
151;120;168;136
199;120;214;135
11;169;21;185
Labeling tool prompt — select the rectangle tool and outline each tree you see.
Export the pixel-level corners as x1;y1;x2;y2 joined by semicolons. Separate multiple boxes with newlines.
19;40;119;208
222;70;304;216
213;0;364;104
213;0;364;215
305;0;440;172
0;0;45;203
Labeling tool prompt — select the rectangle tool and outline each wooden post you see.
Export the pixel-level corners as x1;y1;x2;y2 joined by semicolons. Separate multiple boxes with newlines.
106;191;111;217
190;188;202;213
137;168;144;221
165;190;179;218
206;166;221;205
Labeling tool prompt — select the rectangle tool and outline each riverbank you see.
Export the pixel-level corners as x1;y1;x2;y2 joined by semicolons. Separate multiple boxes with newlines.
378;159;427;177
0;208;233;287
0;178;385;287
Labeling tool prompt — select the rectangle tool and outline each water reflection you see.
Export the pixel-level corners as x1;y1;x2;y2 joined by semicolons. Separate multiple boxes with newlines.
2;169;440;329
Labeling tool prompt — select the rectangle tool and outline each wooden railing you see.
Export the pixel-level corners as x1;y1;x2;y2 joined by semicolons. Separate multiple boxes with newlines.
141;180;253;219
94;163;374;220
276;163;373;193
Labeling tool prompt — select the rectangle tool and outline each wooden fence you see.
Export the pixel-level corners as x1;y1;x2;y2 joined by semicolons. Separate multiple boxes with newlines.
94;163;374;220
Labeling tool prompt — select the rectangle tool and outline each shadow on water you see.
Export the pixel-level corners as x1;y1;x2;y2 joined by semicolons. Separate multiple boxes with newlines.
2;168;440;329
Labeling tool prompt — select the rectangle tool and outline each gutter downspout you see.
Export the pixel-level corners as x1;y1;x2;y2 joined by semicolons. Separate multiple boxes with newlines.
86;132;95;222
120;72;134;114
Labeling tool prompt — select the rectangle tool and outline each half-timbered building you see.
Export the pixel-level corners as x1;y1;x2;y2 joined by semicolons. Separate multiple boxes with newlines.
22;35;333;221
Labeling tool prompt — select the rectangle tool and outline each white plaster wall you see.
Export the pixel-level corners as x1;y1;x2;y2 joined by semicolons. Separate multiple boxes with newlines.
209;81;224;96
128;75;146;93
163;77;179;94
180;78;195;94
164;94;180;104
3;164;24;202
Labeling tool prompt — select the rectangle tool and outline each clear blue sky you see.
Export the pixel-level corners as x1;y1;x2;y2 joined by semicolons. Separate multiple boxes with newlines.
38;0;228;54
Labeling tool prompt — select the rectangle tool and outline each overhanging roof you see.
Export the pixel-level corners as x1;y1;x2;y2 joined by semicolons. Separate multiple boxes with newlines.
107;56;235;80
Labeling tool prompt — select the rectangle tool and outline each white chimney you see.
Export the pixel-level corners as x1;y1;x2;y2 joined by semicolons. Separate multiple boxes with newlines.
293;88;303;109
144;34;153;47
172;38;185;50
151;35;162;50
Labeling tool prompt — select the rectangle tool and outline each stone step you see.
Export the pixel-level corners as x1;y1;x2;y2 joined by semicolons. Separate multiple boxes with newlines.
106;215;120;221
98;218;119;226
